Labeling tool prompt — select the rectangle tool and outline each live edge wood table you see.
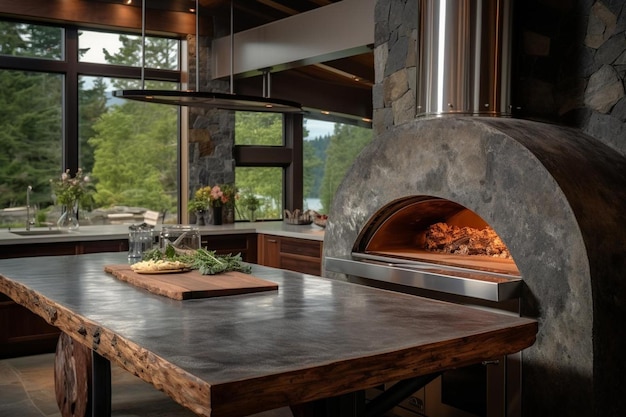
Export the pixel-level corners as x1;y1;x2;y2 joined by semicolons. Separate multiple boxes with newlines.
0;253;537;417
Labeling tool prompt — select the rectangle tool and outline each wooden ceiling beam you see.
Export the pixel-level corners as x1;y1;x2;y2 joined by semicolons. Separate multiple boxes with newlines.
256;0;299;16
0;0;204;36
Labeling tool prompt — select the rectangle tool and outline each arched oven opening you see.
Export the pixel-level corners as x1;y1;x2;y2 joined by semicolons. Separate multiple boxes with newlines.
328;196;522;306
354;195;519;275
326;196;524;417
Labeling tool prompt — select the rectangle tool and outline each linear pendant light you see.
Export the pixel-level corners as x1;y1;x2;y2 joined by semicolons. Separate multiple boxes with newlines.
113;0;302;113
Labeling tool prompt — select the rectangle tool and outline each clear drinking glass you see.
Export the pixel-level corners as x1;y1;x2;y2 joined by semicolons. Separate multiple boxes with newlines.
128;223;154;261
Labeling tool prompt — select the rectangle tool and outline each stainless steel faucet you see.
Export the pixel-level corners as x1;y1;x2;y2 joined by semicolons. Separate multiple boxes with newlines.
26;185;34;231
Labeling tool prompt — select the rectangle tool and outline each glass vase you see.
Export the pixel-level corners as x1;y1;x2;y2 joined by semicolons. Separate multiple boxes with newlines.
195;210;206;226
57;201;79;232
223;205;235;224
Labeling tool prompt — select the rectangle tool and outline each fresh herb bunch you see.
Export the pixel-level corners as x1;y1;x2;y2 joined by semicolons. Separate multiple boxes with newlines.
143;245;251;275
190;249;251;275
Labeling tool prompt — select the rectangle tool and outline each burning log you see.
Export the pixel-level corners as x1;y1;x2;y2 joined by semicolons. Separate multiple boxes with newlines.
425;222;511;258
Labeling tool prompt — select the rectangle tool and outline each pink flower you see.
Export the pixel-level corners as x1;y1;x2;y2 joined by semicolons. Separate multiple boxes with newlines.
210;185;223;200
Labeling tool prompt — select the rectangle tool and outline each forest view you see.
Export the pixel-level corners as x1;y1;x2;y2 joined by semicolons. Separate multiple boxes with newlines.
0;21;372;227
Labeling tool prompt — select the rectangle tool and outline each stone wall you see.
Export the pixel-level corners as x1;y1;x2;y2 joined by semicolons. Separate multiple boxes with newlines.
514;0;626;156
186;20;235;203
373;0;626;157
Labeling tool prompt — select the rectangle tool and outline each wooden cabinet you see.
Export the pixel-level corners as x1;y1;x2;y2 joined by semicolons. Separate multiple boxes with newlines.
201;233;257;263
0;239;129;259
0;294;60;358
258;234;322;276
0;239;130;358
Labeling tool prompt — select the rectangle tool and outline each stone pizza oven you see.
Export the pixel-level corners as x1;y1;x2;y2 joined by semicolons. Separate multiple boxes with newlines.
323;1;626;416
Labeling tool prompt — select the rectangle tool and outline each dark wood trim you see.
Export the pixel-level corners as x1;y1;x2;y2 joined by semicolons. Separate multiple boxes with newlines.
0;0;203;36
285;113;304;211
236;71;373;121
234;145;293;166
65;27;80;173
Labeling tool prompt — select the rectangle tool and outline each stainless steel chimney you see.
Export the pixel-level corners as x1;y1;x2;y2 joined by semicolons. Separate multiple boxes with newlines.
416;0;513;116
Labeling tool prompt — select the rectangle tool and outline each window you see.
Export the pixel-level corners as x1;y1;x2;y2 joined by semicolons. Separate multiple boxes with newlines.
79;77;179;218
234;112;283;146
235;167;283;220
232;113;372;221
234;112;285;220
0;70;63;216
78;30;179;70
303;118;372;214
0;21;63;60
0;20;182;228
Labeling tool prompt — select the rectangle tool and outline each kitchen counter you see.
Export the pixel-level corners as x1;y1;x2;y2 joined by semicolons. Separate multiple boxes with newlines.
0;221;324;246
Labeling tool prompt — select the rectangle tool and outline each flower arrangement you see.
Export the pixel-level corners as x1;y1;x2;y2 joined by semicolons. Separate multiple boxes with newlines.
188;186;212;213
50;168;91;207
189;184;239;212
209;184;238;207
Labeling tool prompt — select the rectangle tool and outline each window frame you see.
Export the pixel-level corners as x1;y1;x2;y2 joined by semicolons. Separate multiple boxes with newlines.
0;18;184;219
233;113;303;216
2;18;306;222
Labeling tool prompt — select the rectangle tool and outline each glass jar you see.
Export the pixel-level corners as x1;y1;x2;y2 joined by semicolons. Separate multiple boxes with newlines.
159;225;201;253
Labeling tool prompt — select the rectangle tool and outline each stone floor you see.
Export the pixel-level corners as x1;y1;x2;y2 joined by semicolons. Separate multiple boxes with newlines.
0;353;292;417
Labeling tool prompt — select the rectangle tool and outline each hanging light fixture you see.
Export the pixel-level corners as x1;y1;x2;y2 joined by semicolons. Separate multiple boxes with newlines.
113;0;302;113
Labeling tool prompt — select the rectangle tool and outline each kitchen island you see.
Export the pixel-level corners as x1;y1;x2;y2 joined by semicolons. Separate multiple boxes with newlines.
0;252;537;417
0;222;324;358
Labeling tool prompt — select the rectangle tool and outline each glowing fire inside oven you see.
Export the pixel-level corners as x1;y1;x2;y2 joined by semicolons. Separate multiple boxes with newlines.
423;222;511;259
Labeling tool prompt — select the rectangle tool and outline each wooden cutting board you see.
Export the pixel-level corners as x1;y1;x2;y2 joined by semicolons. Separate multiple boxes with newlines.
104;264;278;300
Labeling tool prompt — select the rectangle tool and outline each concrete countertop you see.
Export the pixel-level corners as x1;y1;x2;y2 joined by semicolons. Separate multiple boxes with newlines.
0;221;324;246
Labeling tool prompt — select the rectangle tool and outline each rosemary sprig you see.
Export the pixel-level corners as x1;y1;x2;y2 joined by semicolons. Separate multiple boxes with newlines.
142;245;251;275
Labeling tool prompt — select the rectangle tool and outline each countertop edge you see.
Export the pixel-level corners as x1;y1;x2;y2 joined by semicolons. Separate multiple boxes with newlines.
0;222;324;245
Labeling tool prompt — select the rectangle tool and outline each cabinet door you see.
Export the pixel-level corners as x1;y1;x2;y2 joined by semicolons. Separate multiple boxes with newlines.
279;237;322;276
202;233;257;263
259;235;281;268
258;235;323;276
0;239;126;358
0;295;60;358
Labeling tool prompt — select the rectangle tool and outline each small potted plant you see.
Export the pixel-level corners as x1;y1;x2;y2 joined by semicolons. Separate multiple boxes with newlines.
188;186;211;225
240;193;261;222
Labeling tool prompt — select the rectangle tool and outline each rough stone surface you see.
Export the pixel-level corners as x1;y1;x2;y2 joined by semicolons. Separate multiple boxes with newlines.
585;112;626;155
187;32;235;206
584;1;617;48
612;96;626;121
392;90;415;125
584;64;625;113
385;35;409;77
325;117;626;417
513;0;626;156
596;31;626;64
383;69;408;105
